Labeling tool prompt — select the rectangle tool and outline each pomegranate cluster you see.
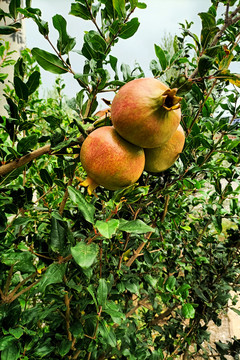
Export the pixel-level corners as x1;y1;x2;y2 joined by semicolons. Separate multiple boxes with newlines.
80;78;185;194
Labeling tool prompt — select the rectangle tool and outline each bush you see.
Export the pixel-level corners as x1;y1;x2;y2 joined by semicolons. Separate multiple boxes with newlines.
0;1;240;359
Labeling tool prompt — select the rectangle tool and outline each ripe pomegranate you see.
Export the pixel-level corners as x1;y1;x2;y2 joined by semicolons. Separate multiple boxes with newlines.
111;77;182;148
80;126;145;194
144;124;185;173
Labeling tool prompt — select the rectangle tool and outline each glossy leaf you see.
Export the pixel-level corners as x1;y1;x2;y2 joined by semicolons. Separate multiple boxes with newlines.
112;0;126;17
165;276;176;291
38;263;67;292
69;3;91;20
26;71;41;95
9;0;21;19
95;219;119;238
17;134;38;154
182;303;195;319
119;17;140;39
39;168;53;187
97;278;108;306
14;76;29;101
1;341;19;360
68;186;95;223
50;217;65;253
52;14;76;55
71;241;99;268
32;47;69;74
118;219;153;234
0;25;19;35
154;44;167;70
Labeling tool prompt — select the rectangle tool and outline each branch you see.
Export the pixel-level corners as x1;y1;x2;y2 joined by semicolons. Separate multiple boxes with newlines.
0;127;94;178
189;5;240;79
149;304;178;326
0;144;51;177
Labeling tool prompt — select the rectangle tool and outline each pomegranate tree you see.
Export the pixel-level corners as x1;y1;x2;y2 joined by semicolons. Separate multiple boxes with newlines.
144;124;185;173
111;77;182;148
80;126;145;194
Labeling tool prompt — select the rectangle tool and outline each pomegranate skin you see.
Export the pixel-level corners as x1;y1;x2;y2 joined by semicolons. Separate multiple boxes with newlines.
144;124;185;173
80;126;145;191
111;78;182;148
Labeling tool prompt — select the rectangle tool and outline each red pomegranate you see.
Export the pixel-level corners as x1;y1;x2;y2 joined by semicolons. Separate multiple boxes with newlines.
80;126;145;194
111;78;182;148
144;124;185;173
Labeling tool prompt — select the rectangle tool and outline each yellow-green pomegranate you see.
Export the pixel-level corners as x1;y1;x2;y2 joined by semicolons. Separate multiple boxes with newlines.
144;124;185;173
80;126;145;194
111;77;182;148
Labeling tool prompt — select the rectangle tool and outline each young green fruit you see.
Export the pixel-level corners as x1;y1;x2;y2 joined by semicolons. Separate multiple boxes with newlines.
111;77;182;148
144;124;185;173
80;126;145;194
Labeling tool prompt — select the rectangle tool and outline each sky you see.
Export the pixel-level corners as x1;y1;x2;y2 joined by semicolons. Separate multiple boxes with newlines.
25;0;220;99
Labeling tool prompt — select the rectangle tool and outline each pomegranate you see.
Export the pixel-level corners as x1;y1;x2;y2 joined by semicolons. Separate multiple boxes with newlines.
80;126;145;194
111;78;182;148
144;124;185;173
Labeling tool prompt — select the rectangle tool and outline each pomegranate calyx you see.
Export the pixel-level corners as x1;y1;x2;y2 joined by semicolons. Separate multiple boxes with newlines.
162;88;182;111
80;176;99;195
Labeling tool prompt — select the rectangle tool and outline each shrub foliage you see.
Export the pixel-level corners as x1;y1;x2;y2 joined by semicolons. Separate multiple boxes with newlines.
0;0;240;359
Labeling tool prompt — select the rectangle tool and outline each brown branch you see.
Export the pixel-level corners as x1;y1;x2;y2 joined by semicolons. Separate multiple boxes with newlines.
149;304;178;326
161;194;170;222
0;144;51;177
59;177;73;215
126;231;154;267
3;265;14;296
0;128;94;179
64;291;73;341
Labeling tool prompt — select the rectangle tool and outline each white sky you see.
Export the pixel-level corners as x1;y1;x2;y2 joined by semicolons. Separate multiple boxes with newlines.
25;0;224;99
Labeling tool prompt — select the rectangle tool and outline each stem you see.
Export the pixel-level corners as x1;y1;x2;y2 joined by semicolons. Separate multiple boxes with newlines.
45;35;90;91
84;0;105;39
0;144;51;178
189;5;240;79
59;177;73;215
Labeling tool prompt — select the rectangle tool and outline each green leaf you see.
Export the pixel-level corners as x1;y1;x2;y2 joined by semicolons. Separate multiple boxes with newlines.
165;276;176;291
198;55;215;77
9;328;24;339
39;168;53;187
97;278;108;307
1;341;19;360
0;26;19;35
69;3;91;20
119;17;140;39
58;339;72;357
26;71;40;95
68;186;95;224
99;320;117;347
182;303;195;319
199;12;217;48
71;241;98;268
118;219;153;234
31;47;69;74
230;307;240;316
103;301;125;324
14;76;28;101
95;219;119;238
180;225;192;232
17;134;38;154
9;0;21;19
112;0;126;17
154;44;167;71
50;217;66;253
0;336;15;351
52;14;76;55
136;2;147;9
38;263;66;292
